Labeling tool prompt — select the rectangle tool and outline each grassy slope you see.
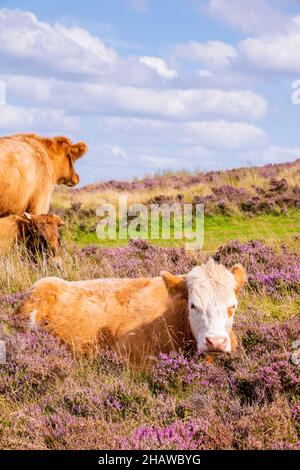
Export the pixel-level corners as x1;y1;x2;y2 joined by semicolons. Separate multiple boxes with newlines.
54;159;300;252
0;160;299;450
70;211;300;252
204;211;299;252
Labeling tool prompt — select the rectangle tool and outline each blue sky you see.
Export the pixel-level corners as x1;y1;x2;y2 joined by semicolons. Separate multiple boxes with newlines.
0;0;300;185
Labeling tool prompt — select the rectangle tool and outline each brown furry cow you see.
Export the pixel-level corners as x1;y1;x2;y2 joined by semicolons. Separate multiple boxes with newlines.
16;260;246;366
0;134;87;216
0;212;64;260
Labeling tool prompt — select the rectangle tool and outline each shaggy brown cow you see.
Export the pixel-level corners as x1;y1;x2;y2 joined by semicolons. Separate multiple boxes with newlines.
16;260;246;366
0;133;87;216
0;213;64;260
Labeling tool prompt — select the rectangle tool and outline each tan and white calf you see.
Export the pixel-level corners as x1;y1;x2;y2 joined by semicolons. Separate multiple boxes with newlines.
16;260;246;365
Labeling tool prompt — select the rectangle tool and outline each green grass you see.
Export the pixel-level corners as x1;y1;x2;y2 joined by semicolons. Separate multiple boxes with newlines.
239;292;300;322
66;211;300;253
203;211;300;252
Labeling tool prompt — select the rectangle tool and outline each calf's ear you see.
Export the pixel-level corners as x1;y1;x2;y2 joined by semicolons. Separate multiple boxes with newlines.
16;214;33;238
231;264;246;294
50;214;64;226
70;142;88;160
16;214;31;226
160;271;187;298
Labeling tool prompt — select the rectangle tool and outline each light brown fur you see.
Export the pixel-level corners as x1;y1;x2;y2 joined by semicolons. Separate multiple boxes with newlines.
0;213;63;257
16;265;245;366
0;133;87;216
16;275;193;366
231;263;247;295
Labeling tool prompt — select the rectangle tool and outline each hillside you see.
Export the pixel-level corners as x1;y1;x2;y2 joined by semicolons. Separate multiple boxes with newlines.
73;159;300;194
0;159;299;450
52;159;300;251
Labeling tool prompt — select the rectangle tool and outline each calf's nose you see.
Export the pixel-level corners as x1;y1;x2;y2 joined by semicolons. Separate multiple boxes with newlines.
205;336;228;352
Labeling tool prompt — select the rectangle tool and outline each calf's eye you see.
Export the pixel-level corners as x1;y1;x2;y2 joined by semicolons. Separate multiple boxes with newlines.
190;303;197;310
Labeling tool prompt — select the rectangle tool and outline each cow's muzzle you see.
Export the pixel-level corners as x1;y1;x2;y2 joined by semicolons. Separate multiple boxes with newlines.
205;336;228;352
66;175;79;187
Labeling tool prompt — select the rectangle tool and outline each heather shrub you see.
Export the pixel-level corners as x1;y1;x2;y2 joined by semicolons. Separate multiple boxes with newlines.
119;418;209;450
42;377;144;422
290;402;300;428
5;403;125;450
1;306;298;450
149;352;206;393
63;159;300;216
150;352;229;394
232;319;300;404
119;391;299;450
238;317;300;354
214;240;300;295
0;330;74;399
232;397;299;450
80;239;203;278
59;384;105;418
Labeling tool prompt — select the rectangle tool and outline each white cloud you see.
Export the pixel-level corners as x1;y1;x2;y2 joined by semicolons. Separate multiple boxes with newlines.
203;1;300;76
4;75;268;120
99;116;267;150
239;28;300;74
70;85;268;120
184;3;300;78
206;0;291;35
2;6;289;181
0;104;80;134
0;8;117;78
0;104;32;129
139;56;178;79
0;9;173;87
175;40;237;68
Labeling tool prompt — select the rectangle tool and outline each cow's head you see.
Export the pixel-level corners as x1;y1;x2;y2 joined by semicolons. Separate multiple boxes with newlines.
16;213;64;261
43;136;87;187
186;260;246;353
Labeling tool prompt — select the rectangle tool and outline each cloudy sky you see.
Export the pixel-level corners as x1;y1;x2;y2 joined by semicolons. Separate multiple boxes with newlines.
0;0;300;185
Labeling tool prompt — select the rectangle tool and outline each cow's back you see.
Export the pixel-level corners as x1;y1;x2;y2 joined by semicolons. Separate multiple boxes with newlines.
0;135;50;215
18;276;190;362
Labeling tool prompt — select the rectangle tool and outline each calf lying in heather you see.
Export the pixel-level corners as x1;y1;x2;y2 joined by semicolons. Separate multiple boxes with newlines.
0;213;64;261
16;260;246;365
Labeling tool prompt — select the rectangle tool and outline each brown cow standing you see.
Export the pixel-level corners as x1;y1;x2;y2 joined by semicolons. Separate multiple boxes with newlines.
0;134;87;216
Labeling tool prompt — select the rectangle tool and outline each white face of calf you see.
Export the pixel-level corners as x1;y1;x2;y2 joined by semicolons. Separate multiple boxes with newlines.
186;260;245;353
